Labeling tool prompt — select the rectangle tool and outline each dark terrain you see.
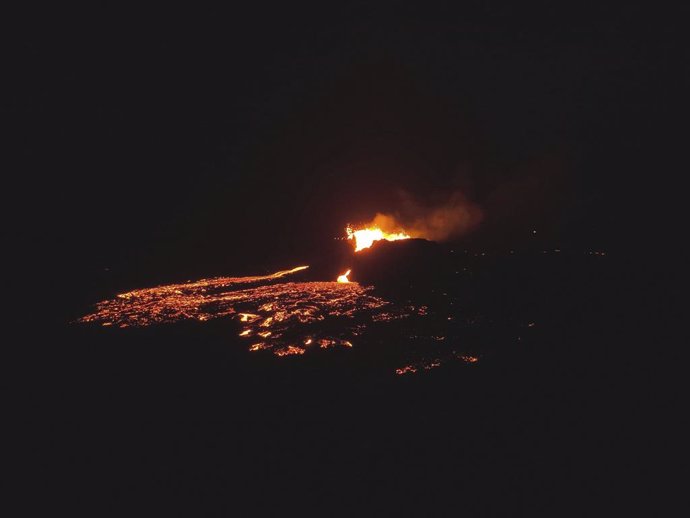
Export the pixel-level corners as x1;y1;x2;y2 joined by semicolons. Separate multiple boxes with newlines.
13;239;651;516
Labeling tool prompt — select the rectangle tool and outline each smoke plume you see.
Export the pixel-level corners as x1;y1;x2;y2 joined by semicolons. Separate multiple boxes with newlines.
365;192;483;242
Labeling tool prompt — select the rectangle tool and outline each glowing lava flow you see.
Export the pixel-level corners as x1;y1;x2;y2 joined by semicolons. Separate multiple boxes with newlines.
78;260;493;374
346;225;410;252
77;265;400;357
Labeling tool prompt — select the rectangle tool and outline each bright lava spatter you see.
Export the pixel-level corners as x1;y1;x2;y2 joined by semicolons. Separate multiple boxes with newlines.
336;269;351;283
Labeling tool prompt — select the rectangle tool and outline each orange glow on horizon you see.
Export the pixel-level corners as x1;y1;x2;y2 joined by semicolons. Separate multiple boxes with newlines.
337;269;352;283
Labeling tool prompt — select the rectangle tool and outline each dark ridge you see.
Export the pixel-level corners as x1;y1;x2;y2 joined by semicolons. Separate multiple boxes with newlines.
351;238;450;289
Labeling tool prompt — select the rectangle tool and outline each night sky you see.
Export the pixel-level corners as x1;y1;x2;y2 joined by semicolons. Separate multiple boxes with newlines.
5;4;679;515
6;5;673;294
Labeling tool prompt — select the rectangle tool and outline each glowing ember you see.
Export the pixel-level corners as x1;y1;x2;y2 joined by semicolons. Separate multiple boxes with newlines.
337;269;351;283
346;225;410;252
395;358;442;375
274;345;306;356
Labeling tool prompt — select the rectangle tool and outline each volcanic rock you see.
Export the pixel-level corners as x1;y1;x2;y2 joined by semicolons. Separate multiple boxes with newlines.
351;238;452;291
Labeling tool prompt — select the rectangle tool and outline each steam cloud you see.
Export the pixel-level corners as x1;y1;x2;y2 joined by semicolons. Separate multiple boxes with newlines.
366;192;483;242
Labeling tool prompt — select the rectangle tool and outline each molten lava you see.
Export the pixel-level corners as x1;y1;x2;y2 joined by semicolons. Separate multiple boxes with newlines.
78;265;398;357
346;225;411;252
77;252;497;375
337;269;351;283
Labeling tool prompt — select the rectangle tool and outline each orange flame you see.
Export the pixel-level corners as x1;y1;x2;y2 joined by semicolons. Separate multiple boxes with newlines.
337;269;351;283
346;225;410;252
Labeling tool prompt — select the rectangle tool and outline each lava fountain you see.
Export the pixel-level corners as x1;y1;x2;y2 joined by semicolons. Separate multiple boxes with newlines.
346;225;411;252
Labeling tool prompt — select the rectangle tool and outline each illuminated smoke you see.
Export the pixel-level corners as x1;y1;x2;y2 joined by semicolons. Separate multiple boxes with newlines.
357;192;482;244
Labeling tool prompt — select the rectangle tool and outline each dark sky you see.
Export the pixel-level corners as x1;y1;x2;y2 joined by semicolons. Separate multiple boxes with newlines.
4;4;675;292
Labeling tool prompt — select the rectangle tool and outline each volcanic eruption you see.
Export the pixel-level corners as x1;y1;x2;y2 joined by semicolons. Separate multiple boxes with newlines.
346;224;411;252
77;217;500;373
